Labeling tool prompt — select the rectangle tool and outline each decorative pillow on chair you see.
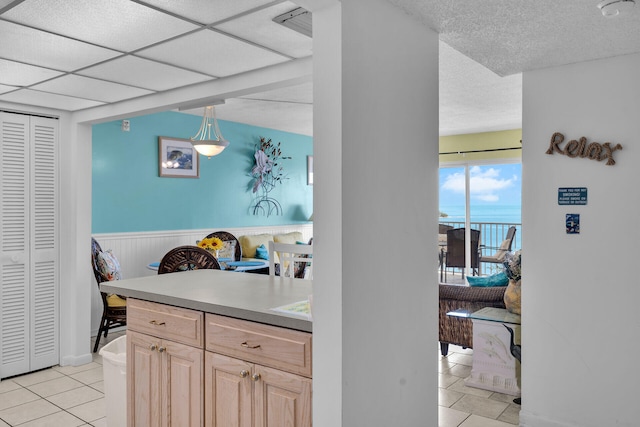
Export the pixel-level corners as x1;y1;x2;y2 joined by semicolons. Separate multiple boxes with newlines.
96;249;122;282
255;244;269;260
467;271;508;287
218;240;237;260
239;234;273;258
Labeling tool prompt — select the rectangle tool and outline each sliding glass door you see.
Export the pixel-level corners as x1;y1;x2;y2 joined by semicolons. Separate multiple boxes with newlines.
439;161;522;278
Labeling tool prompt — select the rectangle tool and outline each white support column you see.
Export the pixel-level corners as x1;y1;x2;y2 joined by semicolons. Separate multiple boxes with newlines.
313;0;440;425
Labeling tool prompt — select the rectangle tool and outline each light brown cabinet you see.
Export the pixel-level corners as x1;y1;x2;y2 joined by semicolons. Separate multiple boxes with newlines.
126;299;312;427
127;299;204;427
204;314;312;427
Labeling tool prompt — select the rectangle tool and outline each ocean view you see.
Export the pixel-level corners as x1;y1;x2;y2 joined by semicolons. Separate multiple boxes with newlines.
439;204;521;225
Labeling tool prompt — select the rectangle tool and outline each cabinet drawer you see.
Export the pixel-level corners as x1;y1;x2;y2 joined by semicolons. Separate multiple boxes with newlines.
205;314;312;378
127;299;203;347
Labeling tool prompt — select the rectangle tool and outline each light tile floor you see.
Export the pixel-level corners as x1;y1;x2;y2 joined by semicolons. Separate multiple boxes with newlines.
0;331;519;427
439;344;520;427
0;330;125;427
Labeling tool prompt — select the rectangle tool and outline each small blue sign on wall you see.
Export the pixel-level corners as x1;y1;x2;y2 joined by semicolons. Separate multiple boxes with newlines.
566;214;580;234
558;187;587;205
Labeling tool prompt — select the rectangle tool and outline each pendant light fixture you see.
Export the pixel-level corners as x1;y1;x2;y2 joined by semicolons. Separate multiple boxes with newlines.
597;0;635;17
190;105;229;158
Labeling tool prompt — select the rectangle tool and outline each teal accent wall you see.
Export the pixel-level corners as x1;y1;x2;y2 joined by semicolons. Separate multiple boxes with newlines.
92;111;313;233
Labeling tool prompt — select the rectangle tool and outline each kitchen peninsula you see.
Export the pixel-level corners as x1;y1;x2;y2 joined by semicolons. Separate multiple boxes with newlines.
101;269;312;427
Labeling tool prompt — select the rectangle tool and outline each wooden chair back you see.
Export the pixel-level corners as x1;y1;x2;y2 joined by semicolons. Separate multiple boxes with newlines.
158;245;221;274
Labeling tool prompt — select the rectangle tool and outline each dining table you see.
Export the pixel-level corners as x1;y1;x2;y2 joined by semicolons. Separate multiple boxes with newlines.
147;258;269;273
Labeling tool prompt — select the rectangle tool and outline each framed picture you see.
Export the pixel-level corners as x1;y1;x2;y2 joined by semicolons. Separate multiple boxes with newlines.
307;155;313;185
158;137;199;178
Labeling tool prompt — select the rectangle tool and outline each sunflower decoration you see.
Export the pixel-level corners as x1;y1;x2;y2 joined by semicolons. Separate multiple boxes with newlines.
197;237;224;252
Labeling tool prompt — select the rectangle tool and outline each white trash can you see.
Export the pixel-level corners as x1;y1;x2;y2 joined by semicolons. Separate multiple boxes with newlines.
99;335;127;427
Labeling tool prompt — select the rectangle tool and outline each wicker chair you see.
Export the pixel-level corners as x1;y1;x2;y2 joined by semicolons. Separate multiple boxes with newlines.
158;245;221;274
439;283;506;356
91;238;127;353
202;231;242;261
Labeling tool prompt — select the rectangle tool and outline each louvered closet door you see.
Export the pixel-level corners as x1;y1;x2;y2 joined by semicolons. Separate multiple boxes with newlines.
0;112;58;378
29;116;58;371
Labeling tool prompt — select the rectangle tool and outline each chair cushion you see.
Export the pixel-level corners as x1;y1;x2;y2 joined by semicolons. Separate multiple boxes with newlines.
96;249;122;281
274;231;304;244
106;294;127;307
467;271;509;287
239;234;273;258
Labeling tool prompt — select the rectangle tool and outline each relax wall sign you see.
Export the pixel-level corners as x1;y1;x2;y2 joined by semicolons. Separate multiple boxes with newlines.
545;132;622;166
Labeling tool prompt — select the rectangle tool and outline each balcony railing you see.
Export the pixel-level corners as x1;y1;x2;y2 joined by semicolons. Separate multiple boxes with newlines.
439;221;521;276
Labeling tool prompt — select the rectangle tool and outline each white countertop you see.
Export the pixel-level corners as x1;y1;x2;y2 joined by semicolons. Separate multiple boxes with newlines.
100;269;312;332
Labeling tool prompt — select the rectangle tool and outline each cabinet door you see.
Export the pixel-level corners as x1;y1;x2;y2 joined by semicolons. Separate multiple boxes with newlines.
128;331;162;426
205;352;252;427
163;339;204;427
254;364;312;427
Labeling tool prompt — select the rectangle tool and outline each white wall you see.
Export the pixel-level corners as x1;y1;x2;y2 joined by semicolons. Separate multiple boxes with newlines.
313;0;440;425
521;53;640;427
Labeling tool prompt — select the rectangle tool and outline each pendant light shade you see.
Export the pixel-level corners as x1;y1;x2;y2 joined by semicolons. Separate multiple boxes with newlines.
190;106;229;158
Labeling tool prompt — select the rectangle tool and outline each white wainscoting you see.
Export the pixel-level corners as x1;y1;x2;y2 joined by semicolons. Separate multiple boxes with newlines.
90;224;313;336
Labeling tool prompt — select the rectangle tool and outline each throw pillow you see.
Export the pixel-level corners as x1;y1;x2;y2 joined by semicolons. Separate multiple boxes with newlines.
467;271;508;287
218;240;237;260
255;244;269;260
239;234;273;258
96;249;122;282
274;231;303;244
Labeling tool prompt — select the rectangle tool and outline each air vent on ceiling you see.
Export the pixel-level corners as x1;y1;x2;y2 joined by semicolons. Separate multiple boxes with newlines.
273;7;312;37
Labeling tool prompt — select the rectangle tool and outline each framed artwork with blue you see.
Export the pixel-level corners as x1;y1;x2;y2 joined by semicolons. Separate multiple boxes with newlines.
158;136;199;178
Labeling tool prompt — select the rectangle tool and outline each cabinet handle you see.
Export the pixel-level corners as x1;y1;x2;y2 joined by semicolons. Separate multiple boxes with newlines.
239;370;249;378
241;341;261;349
158;346;166;353
149;320;166;326
251;373;261;382
150;344;157;351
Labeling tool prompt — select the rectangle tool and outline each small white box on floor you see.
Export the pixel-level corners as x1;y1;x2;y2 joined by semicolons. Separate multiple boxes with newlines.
100;335;127;427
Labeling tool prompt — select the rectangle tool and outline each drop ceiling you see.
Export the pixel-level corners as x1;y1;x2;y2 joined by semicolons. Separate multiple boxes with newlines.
1;0;639;137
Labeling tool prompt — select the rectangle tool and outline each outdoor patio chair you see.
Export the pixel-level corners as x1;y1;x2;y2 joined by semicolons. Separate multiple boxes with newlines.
443;228;480;281
479;226;517;267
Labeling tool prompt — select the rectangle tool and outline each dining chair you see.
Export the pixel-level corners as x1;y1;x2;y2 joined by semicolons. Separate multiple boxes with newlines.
443;228;480;281
158;245;221;274
91;237;127;353
268;241;313;279
202;230;242;261
479;226;517;268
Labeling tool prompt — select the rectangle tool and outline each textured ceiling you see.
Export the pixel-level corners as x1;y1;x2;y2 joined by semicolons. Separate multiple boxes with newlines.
1;0;639;137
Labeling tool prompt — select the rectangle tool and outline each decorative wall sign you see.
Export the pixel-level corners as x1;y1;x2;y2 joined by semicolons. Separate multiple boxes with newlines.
566;214;580;234
558;187;587;205
545;132;622;166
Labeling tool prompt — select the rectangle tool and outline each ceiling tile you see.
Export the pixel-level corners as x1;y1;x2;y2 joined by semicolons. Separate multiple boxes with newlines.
0;20;120;72
240;82;313;104
201;97;312;136
31;75;154;103
137;29;289;77
3;0;200;52
0;84;17;95
0;59;64;86
139;0;275;24
0;89;105;111
78;56;214;91
215;2;312;58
